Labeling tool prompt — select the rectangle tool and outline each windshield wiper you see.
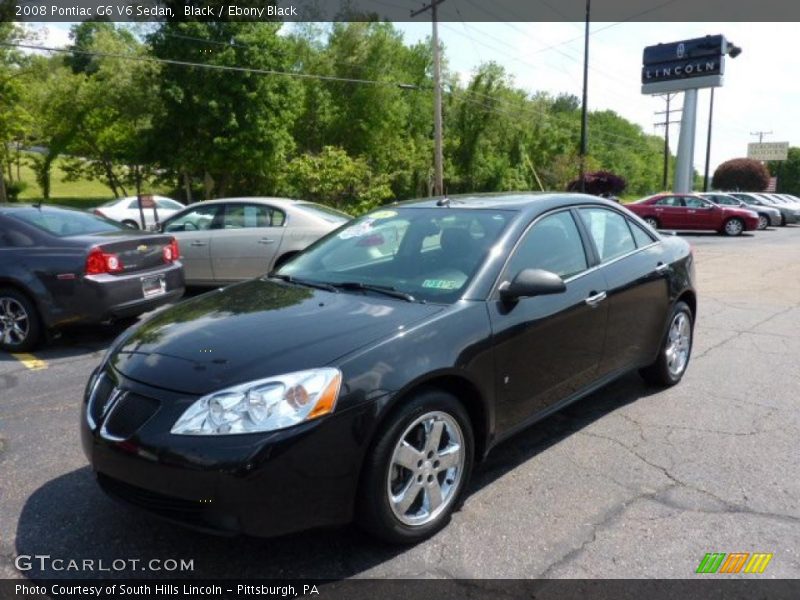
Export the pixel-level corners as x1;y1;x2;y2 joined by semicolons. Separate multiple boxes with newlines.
333;281;417;303
268;274;338;293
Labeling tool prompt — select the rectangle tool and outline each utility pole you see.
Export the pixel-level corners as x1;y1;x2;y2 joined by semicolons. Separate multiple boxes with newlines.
411;0;445;196
654;94;681;190
578;0;591;193
750;130;772;143
703;87;715;192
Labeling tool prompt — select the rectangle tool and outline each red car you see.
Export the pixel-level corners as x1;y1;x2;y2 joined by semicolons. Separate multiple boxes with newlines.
626;193;759;236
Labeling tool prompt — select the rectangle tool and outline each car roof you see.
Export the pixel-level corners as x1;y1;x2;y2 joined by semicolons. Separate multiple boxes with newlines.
387;192;617;213
184;197;308;209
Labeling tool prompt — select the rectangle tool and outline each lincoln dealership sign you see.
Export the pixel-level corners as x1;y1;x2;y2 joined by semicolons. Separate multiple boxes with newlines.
641;35;727;94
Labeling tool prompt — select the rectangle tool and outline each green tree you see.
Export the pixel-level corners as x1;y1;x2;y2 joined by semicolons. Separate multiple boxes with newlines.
149;21;302;200
768;148;800;195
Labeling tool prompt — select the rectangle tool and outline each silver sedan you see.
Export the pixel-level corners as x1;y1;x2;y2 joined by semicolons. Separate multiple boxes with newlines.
161;198;350;285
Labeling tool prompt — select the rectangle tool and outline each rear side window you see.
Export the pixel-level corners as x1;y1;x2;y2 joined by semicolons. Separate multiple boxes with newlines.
628;220;656;248
222;204;285;228
579;208;636;262
506;211;588;279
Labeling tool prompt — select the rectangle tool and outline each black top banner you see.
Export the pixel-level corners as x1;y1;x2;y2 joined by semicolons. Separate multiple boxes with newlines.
5;0;800;22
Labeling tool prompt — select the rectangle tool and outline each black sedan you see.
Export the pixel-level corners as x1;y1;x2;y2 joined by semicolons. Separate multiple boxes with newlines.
82;193;696;543
0;204;185;352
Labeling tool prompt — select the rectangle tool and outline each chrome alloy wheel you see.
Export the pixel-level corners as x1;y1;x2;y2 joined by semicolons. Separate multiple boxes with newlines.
666;312;691;377
0;296;30;347
757;215;769;230
725;218;744;236
387;411;465;527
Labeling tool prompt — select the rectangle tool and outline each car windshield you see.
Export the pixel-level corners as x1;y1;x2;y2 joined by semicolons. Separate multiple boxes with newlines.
296;202;351;224
276;207;514;303
8;207;125;237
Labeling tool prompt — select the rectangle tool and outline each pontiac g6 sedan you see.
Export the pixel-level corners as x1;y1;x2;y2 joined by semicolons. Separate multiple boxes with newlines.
82;193;696;543
627;193;759;236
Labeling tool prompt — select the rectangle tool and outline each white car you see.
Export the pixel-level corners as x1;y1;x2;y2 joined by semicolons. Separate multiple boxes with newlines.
93;196;185;229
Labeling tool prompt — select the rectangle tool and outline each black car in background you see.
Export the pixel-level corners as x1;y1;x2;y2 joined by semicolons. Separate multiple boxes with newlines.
82;193;696;543
0;204;185;352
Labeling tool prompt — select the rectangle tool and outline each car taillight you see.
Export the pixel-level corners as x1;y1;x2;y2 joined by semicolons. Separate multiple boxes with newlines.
162;238;180;263
85;247;124;275
93;209;106;218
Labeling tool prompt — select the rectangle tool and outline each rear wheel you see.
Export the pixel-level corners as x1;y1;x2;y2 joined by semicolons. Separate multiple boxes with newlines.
757;214;769;230
121;219;139;229
358;390;474;544
0;288;42;352
722;217;744;236
643;216;659;229
639;301;693;387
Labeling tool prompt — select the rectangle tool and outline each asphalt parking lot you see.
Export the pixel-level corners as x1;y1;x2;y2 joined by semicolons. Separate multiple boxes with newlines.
1;226;799;580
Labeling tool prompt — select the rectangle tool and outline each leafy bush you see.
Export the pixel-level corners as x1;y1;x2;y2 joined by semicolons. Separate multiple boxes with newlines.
567;170;627;196
4;181;27;202
712;158;770;191
278;146;394;215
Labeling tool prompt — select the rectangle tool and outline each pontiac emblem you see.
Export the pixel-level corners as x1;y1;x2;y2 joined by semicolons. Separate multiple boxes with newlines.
137;244;148;253
676;43;686;59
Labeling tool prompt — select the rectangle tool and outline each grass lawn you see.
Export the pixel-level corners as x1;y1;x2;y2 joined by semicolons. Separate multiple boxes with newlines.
12;153;169;210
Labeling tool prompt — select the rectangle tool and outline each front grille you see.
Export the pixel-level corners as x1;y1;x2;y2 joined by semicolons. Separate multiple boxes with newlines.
102;393;160;440
87;372;116;427
97;474;205;525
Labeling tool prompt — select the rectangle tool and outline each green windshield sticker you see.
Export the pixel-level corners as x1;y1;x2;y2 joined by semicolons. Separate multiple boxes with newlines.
370;210;398;219
422;279;460;290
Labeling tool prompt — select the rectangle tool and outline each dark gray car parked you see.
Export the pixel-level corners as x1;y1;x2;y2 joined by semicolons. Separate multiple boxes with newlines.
0;204;184;352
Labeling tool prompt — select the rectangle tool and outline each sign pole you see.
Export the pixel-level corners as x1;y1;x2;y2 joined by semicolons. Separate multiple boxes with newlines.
674;88;698;193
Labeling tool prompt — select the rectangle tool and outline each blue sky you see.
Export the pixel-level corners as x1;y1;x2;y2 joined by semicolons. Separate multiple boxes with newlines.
30;21;798;178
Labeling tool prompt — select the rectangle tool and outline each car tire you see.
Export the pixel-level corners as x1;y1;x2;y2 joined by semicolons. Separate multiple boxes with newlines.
357;389;474;544
780;214;787;226
722;218;744;236
643;216;659;229
639;300;693;388
0;288;42;353
121;220;139;229
756;214;769;230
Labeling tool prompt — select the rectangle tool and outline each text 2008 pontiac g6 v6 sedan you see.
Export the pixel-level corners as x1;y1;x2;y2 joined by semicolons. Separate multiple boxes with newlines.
82;193;696;544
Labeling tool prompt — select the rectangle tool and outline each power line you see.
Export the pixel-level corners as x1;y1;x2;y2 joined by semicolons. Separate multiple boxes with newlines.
1;41;423;89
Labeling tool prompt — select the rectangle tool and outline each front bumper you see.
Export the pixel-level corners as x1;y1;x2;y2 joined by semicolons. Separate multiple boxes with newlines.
767;212;783;226
80;367;372;538
780;211;799;225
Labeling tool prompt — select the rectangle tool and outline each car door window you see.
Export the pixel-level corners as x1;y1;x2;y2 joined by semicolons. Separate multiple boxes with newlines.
628;219;656;248
579;208;636;263
223;204;284;229
164;205;221;232
684;197;710;209
505;211;588;279
655;196;683;207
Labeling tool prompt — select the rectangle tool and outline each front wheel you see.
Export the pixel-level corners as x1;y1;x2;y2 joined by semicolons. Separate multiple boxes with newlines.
358;390;474;544
757;214;769;230
121;219;139;229
0;288;42;352
722;218;744;236
639;301;693;387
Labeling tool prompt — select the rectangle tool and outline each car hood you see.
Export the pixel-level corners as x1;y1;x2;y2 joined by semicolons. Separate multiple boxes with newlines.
110;278;445;395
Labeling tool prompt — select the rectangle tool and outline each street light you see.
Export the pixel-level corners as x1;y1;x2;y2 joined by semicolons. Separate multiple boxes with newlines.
703;39;742;191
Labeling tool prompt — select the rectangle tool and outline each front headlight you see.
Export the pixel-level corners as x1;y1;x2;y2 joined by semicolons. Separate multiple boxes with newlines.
171;368;342;435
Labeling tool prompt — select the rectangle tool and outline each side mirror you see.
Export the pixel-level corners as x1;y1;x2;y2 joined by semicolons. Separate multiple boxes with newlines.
499;268;566;302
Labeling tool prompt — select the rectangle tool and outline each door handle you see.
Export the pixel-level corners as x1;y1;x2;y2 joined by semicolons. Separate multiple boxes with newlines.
655;262;670;274
189;241;207;247
258;238;275;245
585;291;607;307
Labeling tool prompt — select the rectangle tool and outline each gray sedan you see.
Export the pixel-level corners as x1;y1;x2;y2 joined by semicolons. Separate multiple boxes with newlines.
699;192;781;229
728;192;800;226
161;198;350;285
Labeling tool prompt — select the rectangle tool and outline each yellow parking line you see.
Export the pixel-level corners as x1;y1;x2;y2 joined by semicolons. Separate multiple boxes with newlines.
11;353;48;371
